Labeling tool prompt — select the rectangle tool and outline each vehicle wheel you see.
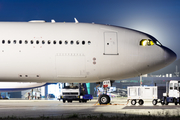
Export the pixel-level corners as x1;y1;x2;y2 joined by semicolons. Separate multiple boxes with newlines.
161;100;165;105
152;99;157;105
165;98;169;105
79;100;82;103
63;99;66;103
131;99;136;105
98;94;110;104
174;99;177;105
82;100;87;103
138;99;144;105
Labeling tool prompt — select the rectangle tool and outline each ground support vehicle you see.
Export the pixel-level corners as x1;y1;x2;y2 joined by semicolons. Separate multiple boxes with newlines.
127;86;162;105
128;80;180;106
59;83;93;103
161;80;180;105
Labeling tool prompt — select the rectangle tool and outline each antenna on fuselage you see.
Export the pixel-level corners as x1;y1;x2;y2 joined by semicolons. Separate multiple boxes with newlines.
74;18;79;23
51;19;56;23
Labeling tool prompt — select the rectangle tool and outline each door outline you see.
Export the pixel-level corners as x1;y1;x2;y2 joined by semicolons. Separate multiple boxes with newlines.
103;32;119;55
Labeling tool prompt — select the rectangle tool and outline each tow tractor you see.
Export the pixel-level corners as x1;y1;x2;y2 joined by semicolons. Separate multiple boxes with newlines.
127;80;180;105
161;80;180;105
58;83;93;103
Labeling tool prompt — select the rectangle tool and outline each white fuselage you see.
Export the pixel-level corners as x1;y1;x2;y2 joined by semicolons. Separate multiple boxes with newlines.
0;22;176;83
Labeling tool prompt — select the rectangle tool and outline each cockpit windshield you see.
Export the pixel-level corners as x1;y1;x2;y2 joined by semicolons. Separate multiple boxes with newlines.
144;34;162;46
62;83;79;89
140;39;154;46
140;39;162;46
140;33;162;46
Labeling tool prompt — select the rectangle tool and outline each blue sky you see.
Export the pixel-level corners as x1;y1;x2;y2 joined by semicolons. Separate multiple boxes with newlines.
0;0;179;58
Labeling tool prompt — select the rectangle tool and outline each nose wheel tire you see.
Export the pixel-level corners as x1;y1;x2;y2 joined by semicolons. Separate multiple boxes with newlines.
98;94;110;104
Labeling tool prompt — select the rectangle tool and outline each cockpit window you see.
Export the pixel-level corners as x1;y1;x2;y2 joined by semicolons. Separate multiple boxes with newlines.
140;39;154;46
153;40;162;46
143;34;162;46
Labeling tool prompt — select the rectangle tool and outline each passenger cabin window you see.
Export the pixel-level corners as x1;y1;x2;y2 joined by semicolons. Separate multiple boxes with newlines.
65;41;68;45
25;40;28;44
88;41;91;45
42;40;45;44
2;40;5;44
19;40;22;44
13;40;16;44
53;40;56;44
1;39;91;46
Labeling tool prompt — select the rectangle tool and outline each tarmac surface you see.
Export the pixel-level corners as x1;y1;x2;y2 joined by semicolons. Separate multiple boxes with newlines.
0;98;180;118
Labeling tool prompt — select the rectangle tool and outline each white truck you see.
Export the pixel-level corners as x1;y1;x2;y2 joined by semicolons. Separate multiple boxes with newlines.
127;80;180;105
59;83;93;103
59;83;80;103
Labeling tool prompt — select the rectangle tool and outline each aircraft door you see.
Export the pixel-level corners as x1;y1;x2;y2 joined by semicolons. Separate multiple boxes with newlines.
104;32;118;55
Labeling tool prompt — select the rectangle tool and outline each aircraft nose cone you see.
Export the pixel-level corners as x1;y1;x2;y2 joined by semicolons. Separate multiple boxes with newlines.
163;46;177;65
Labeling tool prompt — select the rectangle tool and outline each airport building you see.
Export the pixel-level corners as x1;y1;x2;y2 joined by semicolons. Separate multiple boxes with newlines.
1;59;180;99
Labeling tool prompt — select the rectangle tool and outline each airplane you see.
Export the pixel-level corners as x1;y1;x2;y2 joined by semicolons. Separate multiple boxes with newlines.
0;18;176;104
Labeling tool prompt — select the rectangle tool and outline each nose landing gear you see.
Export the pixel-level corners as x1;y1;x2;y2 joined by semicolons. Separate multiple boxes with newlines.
97;80;113;105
